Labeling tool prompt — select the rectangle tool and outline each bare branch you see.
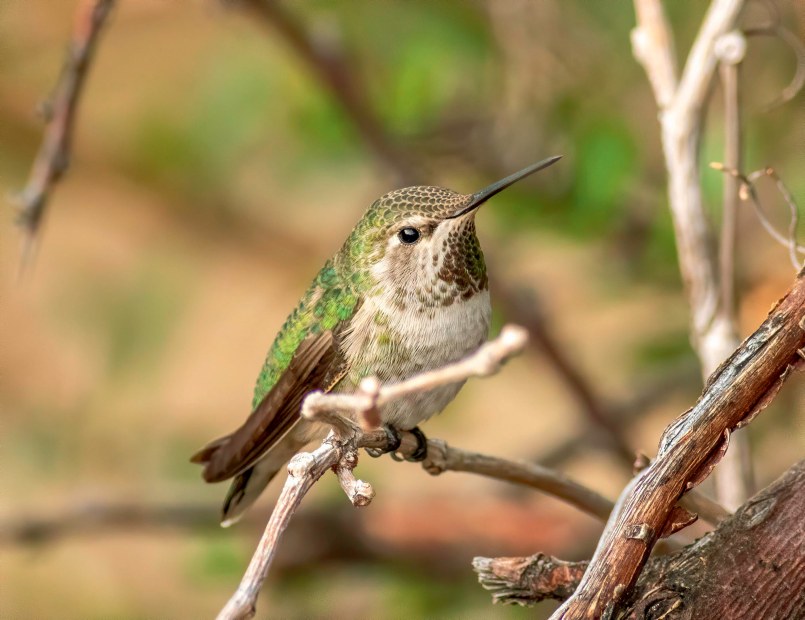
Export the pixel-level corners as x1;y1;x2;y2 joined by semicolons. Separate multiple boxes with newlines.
716;30;745;326
631;0;679;107
715;28;754;510
421;440;613;522
477;460;805;615
552;267;805;618
216;325;620;619
711;163;804;268
13;0;115;267
302;325;529;420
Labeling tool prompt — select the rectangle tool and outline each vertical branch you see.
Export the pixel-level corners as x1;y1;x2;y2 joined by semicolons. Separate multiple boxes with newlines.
632;0;747;503
716;32;745;327
14;0;116;263
714;30;754;509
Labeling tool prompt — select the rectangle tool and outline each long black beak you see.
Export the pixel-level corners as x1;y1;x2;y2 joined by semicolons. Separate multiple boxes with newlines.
447;155;562;219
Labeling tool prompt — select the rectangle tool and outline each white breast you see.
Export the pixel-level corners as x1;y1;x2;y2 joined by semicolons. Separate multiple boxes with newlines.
341;288;491;429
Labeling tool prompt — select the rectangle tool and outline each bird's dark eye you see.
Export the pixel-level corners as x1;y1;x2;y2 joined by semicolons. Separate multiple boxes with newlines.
397;227;421;244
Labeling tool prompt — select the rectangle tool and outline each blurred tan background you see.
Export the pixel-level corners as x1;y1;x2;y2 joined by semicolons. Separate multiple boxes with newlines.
2;1;804;618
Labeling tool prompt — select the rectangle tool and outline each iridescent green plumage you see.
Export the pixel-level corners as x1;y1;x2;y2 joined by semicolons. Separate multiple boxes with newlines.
193;157;561;526
251;259;362;408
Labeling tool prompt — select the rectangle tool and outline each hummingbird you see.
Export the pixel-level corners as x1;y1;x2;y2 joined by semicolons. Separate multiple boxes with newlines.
191;156;561;525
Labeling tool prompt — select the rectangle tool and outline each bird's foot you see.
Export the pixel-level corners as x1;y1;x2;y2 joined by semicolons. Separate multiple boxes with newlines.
405;426;428;462
366;424;401;458
365;425;427;461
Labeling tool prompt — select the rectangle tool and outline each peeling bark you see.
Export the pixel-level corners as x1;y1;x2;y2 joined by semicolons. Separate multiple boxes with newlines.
476;460;805;619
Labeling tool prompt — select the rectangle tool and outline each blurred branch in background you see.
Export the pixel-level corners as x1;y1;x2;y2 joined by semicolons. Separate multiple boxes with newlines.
222;0;421;185
536;364;696;469
494;282;637;466
632;0;748;509
712;163;804;267
714;27;755;511
0;500;218;545
13;0;115;270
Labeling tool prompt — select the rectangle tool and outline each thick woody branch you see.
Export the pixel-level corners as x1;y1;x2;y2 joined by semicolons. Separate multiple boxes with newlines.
217;325;620;619
14;0;115;259
551;268;805;618
476;460;805;617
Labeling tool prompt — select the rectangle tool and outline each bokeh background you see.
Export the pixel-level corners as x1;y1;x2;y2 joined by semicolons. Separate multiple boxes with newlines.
2;1;804;618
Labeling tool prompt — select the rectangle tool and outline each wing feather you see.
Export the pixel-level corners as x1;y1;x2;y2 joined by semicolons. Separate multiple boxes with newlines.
192;330;338;482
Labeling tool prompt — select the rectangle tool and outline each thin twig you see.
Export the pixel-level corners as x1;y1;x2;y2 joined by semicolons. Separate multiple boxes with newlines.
716;30;745;331
744;24;805;112
217;326;614;619
760;167;801;269
13;0;115;270
711;163;804;268
714;29;754;510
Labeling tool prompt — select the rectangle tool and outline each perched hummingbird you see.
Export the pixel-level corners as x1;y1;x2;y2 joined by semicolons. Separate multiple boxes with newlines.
192;157;561;525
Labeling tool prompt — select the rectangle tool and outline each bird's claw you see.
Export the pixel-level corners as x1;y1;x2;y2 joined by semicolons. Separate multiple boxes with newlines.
405;426;428;462
365;424;427;462
366;424;401;458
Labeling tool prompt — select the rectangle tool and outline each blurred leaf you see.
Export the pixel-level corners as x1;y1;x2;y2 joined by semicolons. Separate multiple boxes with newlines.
569;121;638;234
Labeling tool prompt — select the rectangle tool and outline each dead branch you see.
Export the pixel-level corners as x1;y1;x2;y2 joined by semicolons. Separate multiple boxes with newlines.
715;28;755;509
14;0;115;265
550;267;805;618
710;162;804;267
216;326;616;619
476;459;805;618
537;363;697;468
474;553;588;606
0;500;217;545
632;0;747;509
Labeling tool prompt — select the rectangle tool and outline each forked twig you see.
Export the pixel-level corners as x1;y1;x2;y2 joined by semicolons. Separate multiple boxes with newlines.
711;162;803;269
217;326;613;619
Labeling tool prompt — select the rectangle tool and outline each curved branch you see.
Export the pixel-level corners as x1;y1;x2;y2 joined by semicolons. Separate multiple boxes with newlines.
552;267;805;618
216;326;616;619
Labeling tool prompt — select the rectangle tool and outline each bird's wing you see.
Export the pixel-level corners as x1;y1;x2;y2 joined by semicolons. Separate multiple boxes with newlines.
191;329;340;483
